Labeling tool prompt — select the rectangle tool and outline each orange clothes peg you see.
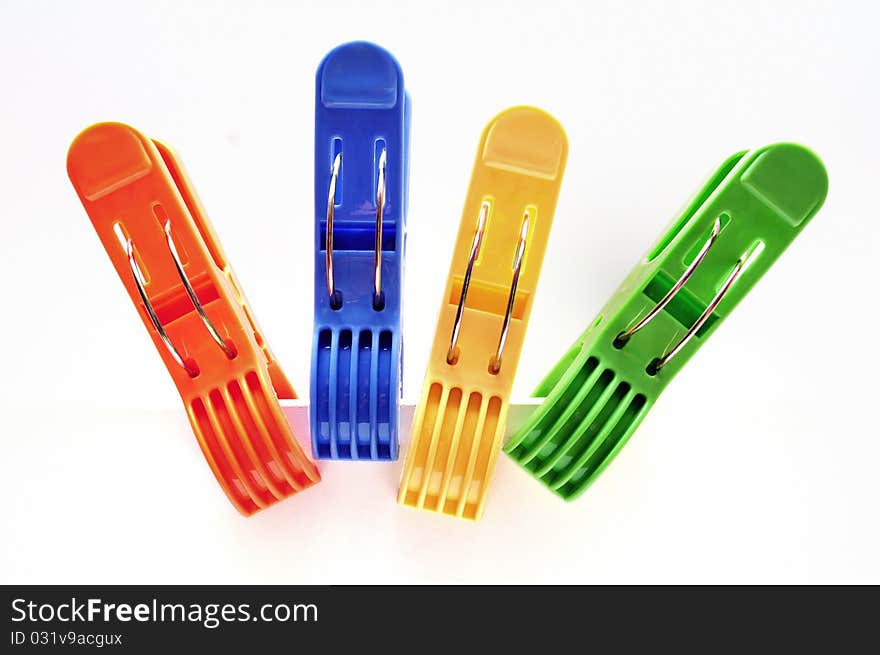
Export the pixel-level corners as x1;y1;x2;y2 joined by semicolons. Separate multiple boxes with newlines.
398;107;568;520
67;122;320;515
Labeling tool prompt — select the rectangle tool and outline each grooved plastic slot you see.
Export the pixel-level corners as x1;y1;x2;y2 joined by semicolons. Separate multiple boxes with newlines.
642;271;719;337
447;278;529;318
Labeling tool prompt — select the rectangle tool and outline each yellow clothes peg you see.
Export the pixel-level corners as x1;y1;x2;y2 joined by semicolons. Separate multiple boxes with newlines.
398;106;567;520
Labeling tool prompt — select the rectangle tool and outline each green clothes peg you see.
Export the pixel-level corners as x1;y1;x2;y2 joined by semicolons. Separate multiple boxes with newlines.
505;143;828;501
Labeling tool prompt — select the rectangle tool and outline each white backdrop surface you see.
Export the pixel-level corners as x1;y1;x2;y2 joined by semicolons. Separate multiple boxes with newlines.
0;0;877;584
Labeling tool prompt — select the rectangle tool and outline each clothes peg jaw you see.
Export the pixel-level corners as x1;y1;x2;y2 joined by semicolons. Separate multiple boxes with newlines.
505;143;828;501
67;122;321;515
311;42;411;461
398;106;568;520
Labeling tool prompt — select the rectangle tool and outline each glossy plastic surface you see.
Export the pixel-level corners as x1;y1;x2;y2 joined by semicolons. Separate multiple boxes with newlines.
312;42;411;461
505;143;828;500
68;122;321;515
398;106;567;520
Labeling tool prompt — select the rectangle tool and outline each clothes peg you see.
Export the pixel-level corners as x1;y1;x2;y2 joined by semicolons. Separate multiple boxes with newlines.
505;143;828;500
67;122;321;515
398;106;567;520
312;42;411;461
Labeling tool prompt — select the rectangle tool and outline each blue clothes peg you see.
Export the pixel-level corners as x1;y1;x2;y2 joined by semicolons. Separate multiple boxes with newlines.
311;42;411;461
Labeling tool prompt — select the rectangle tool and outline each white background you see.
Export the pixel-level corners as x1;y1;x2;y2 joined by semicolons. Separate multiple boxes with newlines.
0;0;877;584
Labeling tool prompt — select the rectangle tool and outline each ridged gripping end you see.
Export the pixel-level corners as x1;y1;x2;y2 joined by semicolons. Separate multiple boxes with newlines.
311;327;401;461
398;382;506;520
505;347;649;500
187;370;321;516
